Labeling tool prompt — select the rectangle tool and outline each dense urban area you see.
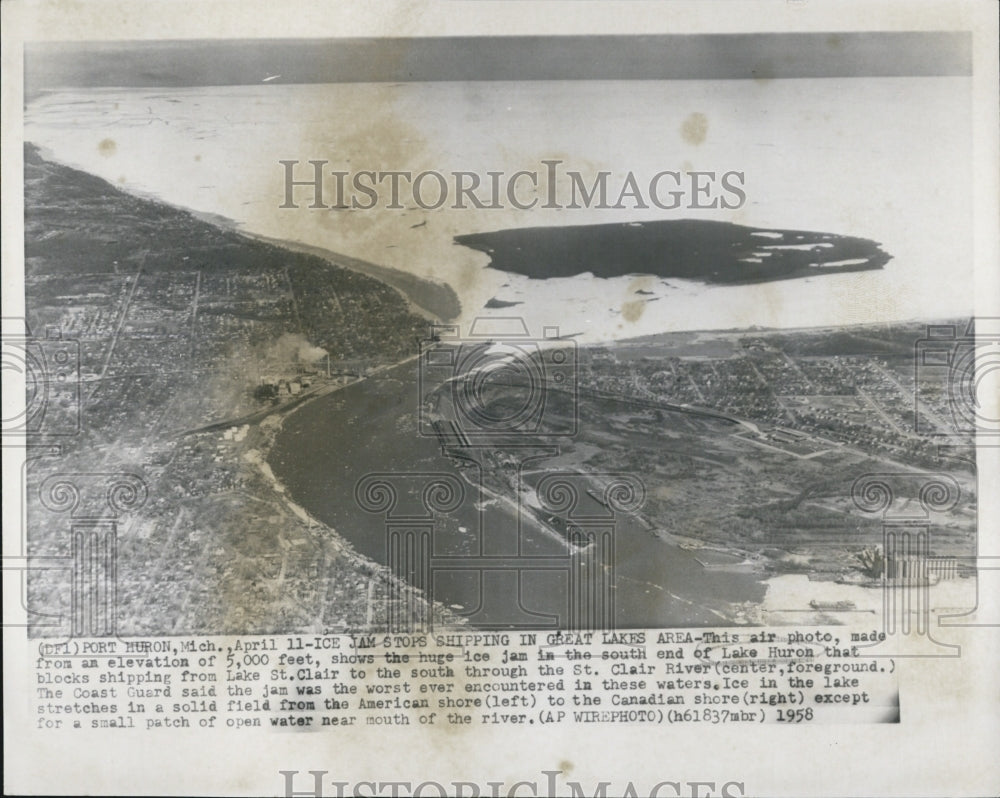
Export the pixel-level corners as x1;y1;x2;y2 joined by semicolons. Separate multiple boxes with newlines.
22;144;445;635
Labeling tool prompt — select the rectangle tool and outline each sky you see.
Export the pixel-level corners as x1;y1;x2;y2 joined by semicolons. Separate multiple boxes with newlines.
25;32;970;95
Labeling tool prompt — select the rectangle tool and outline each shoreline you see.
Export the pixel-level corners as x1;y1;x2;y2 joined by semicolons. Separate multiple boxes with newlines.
24;141;462;326
237;229;461;325
22;144;977;634
31;136;462;629
263;366;815;627
23;146;969;347
25;133;466;632
245;402;465;630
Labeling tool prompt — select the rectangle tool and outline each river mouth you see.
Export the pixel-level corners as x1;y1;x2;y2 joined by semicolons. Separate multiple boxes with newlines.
268;358;766;629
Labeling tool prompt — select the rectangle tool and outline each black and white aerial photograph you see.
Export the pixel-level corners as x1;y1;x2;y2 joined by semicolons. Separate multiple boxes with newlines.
11;31;988;639
4;4;1000;798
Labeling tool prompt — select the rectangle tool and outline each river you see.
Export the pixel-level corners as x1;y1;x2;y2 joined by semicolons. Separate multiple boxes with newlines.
269;358;766;628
